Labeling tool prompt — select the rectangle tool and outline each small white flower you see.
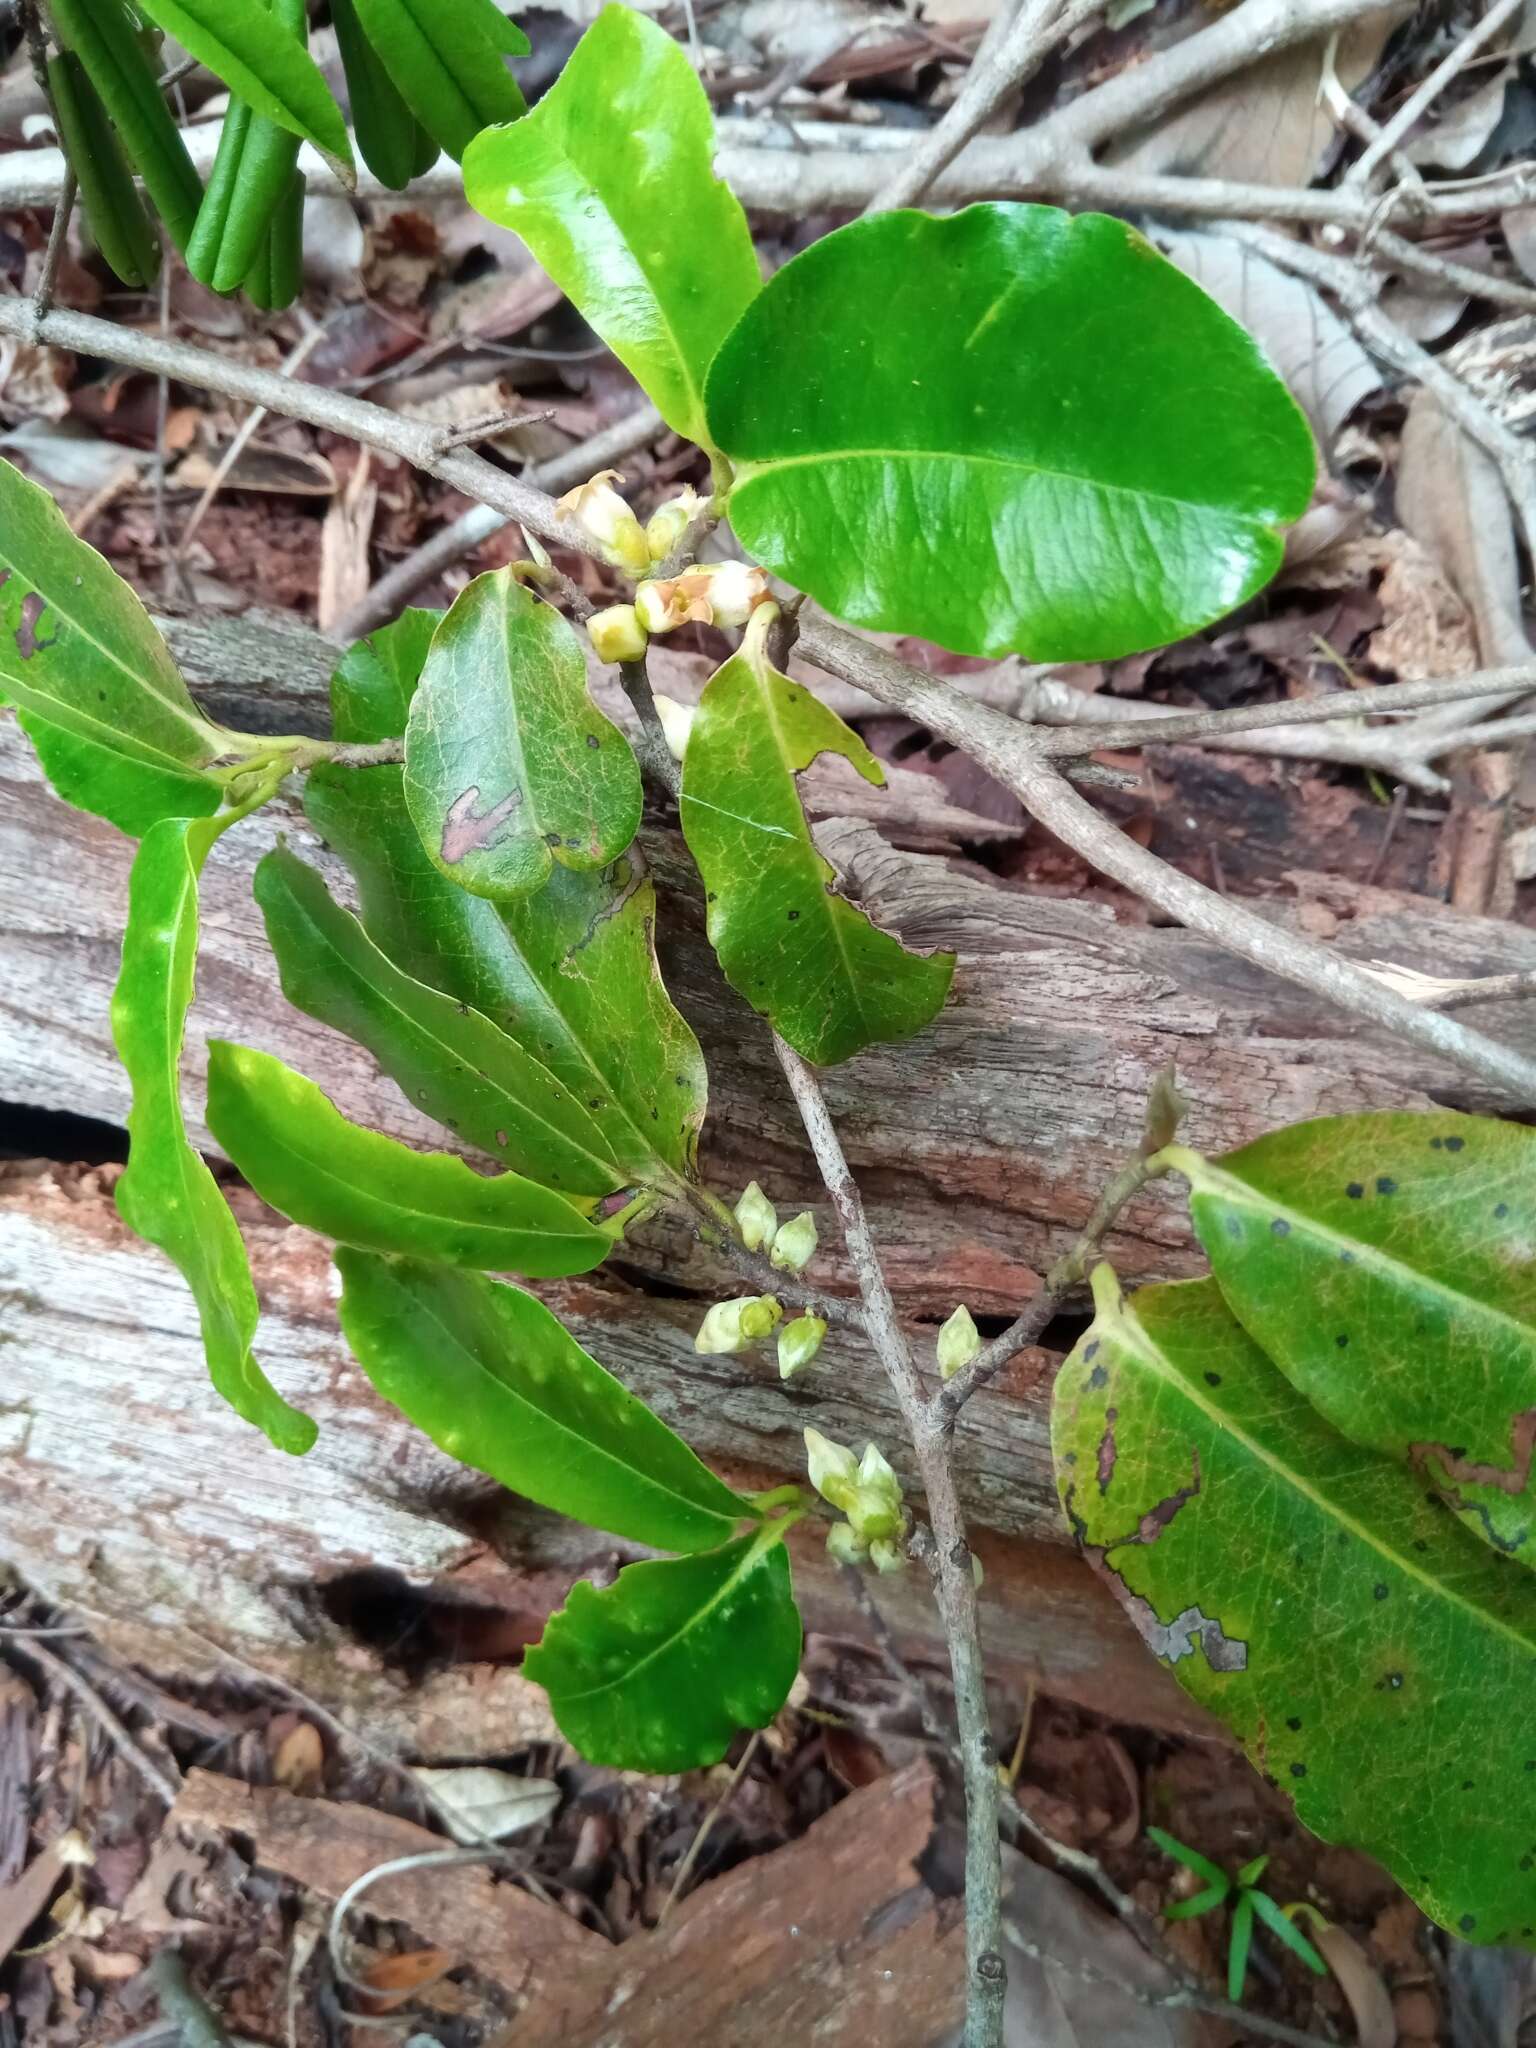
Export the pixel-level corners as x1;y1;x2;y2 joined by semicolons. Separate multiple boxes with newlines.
734;1179;778;1252
778;1313;827;1381
586;603;648;665
556;469;650;575
770;1211;818;1274
804;1426;860;1510
645;484;705;561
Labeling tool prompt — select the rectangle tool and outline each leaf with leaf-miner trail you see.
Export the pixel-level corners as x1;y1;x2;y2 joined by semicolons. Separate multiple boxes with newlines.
1164;1114;1536;1567
336;1251;751;1553
524;1525;803;1770
679;607;952;1065
1051;1268;1536;1945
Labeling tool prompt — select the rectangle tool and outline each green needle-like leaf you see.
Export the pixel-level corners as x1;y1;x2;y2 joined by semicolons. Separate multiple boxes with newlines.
706;204;1315;662
1148;1827;1229;1892
0;456;229;831
679;608;953;1064
1227;1893;1254;2003
254;842;624;1199
206;1042;612;1275
1248;1890;1326;1974
1164;1887;1228;1922
350;0;526;160
1052;1269;1536;1944
1165;1115;1536;1566
463;3;758;447
336;1251;751;1552
112;816;316;1454
524;1525;804;1770
403;570;642;902
134;0;355;183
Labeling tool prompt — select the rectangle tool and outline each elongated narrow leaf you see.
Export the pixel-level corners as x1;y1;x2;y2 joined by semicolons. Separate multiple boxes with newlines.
48;51;160;287
1165;1116;1536;1565
134;0;354;182
207;1043;611;1275
254;843;622;1199
706;205;1315;662
336;1251;750;1551
463;4;758;448
525;1527;803;1770
351;0;526;160
679;608;952;1064
48;0;204;251
0;457;229;829
185;0;307;296
331;0;435;190
1052;1270;1536;1945
404;570;642;902
112;817;315;1454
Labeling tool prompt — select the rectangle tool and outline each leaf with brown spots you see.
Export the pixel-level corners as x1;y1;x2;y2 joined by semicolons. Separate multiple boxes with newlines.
1052;1267;1536;1950
1163;1114;1536;1566
403;569;642;901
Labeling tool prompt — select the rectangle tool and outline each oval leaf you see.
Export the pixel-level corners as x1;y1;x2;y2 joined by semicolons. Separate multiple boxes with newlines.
134;0;355;183
335;1250;751;1552
206;1042;612;1275
706;205;1316;662
1052;1269;1536;1945
1167;1115;1536;1565
113;817;316;1454
15;709;220;837
253;842;623;1199
331;608;441;745
351;0;526;160
524;1527;803;1770
463;3;758;448
404;570;642;902
679;609;953;1064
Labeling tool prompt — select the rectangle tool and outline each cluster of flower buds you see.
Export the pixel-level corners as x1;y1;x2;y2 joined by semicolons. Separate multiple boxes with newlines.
804;1428;907;1573
635;561;770;634
777;1313;826;1381
693;1293;782;1356
937;1303;982;1381
734;1180;818;1275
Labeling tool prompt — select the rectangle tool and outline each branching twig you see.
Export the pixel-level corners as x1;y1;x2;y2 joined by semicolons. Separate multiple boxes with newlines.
1348;0;1525;187
7;1637;179;1806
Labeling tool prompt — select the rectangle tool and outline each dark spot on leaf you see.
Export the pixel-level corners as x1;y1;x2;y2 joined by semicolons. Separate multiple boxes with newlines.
1413;1540;1429;1552
1290;1763;1307;1779
1462;1780;1475;1791
586;734;600;749
1346;1182;1364;1199
1088;1364;1109;1389
1341;1250;1357;1265
1430;1137;1442;1149
1377;1176;1398;1195
1270;1218;1290;1237
787;909;800;920
1336;1334;1349;1349
1496;1203;1510;1219
1084;1340;1100;1362
1286;1716;1302;1731
1461;1916;1476;1934
1373;1584;1389;1600
1224;1215;1242;1239
1445;1135;1465;1152
1380;1672;1403;1690
1203;1371;1222;1387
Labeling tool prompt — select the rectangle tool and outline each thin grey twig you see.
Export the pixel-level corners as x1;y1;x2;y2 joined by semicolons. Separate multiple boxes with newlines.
772;1034;1005;2048
657;1729;761;1923
30;166;76;331
1350;0;1526;187
619;653;679;794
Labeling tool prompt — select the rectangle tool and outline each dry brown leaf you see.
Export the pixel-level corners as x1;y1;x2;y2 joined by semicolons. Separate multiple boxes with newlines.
319;451;379;635
172;443;337;497
1403;67;1510;169
1396;389;1531;667
358;1945;456;2012
269;1717;325;1793
1315;1923;1397;2048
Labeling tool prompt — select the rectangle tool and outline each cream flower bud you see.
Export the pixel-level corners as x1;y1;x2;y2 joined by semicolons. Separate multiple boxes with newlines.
869;1537;907;1576
694;1293;780;1355
653;692;695;761
587;603;648;665
633;561;771;634
937;1303;981;1381
770;1210;818;1273
734;1179;778;1253
778;1313;827;1381
826;1521;867;1568
848;1443;904;1544
645;484;704;561
804;1426;860;1511
556;469;650;575
699;559;770;627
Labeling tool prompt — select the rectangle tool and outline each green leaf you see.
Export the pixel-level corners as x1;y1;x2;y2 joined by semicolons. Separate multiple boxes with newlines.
335;1250;751;1551
679;609;953;1064
48;0;204;251
403;569;642;903
1163;1887;1227;1922
706;205;1316;662
311;769;706;1185
185;0;307;296
253;842;623;1199
524;1525;803;1769
206;1042;613;1275
350;0;526;160
112;816;316;1454
240;166;305;313
331;0;435;190
1227;1892;1254;2003
1147;1828;1228;1892
0;456;229;823
1165;1116;1536;1566
329;608;441;744
1247;1890;1326;1974
133;0;355;183
463;4;758;449
1052;1269;1536;1944
48;51;161;288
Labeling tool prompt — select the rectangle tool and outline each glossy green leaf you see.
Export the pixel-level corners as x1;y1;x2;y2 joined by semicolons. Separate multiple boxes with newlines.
134;0;354;182
253;842;622;1199
403;569;642;902
1052;1270;1536;1944
706;205;1316;662
329;608;440;744
1165;1115;1536;1565
186;0;306;295
335;1250;750;1551
463;4;758;448
48;52;160;287
679;608;953;1064
331;0;435;189
350;0;526;160
0;456;229;822
112;816;316;1454
241;167;305;312
206;1042;611;1274
524;1525;803;1769
48;0;204;251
